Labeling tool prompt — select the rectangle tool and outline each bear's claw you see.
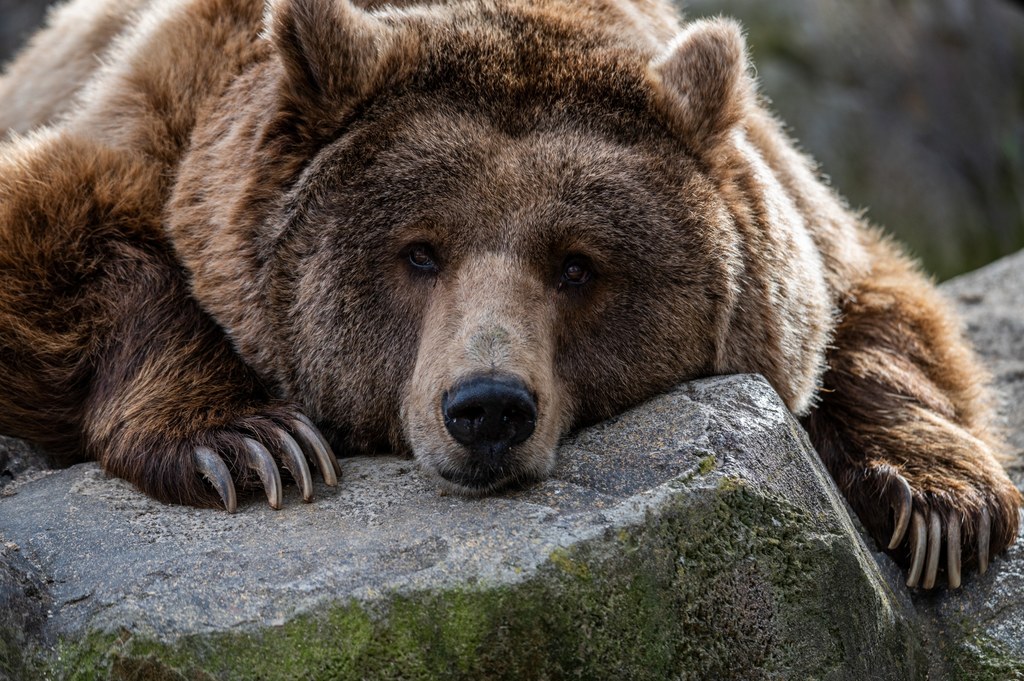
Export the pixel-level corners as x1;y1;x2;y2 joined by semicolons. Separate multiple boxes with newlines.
922;510;942;589
195;446;238;513
906;511;926;587
910;510;957;590
244;439;283;510
883;470;994;590
191;415;338;512
277;430;314;502
887;475;913;549
946;511;961;589
979;507;991;575
903;507;986;590
293;414;341;484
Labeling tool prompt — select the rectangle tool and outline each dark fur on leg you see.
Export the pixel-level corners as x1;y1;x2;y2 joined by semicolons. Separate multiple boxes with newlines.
0;133;318;508
803;235;1020;582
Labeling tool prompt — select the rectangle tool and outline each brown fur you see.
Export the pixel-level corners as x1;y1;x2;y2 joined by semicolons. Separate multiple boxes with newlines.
0;0;1018;583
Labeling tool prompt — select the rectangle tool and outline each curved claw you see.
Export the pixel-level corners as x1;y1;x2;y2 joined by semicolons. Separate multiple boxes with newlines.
978;506;991;575
947;511;961;589
923;511;942;589
296;411;344;481
906;511;927;588
292;415;340;486
244;439;283;510
276;429;314;502
888;475;914;550
195;446;237;513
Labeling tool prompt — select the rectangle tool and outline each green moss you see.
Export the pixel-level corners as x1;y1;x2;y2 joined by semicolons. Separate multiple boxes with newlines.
548;547;591;580
717;476;743;492
26;486;922;680
698;455;716;475
1;628;33;681
947;631;1024;680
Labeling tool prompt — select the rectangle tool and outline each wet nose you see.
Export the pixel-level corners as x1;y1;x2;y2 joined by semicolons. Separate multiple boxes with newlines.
442;375;537;457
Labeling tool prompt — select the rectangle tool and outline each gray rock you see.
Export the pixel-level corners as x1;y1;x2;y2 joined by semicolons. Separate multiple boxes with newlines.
0;375;923;680
0;436;50;494
836;249;1024;680
0;542;48;681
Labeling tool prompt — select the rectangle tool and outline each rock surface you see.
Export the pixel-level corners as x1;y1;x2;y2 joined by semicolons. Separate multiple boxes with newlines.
0;436;48;493
0;376;923;680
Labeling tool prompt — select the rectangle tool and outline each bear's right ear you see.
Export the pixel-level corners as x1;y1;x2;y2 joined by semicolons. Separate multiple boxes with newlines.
265;0;388;106
649;18;754;153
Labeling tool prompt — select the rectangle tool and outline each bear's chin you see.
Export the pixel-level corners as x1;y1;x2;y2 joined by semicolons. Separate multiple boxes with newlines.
418;450;555;497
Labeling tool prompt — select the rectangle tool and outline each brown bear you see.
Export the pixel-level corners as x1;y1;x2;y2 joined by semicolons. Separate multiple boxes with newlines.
0;0;1018;591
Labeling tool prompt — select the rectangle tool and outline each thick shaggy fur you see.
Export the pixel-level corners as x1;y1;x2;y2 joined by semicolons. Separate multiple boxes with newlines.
0;0;1018;587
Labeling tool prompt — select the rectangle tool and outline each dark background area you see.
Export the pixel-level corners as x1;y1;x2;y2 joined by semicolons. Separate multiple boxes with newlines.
0;0;47;66
2;0;1023;279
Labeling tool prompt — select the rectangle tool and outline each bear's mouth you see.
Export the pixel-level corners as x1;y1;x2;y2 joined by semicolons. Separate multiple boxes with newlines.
435;458;537;494
438;466;509;490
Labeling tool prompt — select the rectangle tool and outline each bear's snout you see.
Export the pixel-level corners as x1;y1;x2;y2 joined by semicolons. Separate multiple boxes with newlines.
402;252;565;492
442;374;537;464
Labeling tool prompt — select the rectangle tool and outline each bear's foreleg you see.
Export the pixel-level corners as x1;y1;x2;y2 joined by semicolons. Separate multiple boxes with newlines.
803;240;1021;589
0;132;337;510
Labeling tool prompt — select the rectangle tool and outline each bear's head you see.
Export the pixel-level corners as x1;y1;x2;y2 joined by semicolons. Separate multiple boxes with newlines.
168;0;831;493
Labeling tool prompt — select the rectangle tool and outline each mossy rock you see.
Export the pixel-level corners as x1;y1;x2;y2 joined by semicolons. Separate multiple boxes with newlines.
1;376;925;679
33;486;920;680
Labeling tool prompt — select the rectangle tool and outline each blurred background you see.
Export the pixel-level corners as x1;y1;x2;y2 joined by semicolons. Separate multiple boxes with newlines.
2;0;1022;279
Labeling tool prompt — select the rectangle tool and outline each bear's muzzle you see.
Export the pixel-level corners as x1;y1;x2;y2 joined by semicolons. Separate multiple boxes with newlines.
441;373;538;485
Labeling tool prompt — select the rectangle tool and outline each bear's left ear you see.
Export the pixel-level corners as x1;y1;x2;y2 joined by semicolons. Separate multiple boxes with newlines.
265;0;389;108
649;18;754;152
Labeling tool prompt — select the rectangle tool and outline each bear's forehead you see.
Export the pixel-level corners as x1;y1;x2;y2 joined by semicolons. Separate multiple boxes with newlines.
371;1;661;132
286;3;711;256
375;109;682;207
303;102;707;259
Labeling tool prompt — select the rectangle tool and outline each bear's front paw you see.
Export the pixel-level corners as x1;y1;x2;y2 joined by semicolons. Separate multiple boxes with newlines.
866;463;1020;590
192;412;340;512
100;408;341;512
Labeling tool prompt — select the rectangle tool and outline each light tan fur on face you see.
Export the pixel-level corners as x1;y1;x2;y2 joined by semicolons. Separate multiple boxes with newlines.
404;253;566;491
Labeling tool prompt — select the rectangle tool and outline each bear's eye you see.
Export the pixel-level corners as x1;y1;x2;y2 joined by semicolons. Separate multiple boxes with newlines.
406;244;439;274
559;255;592;289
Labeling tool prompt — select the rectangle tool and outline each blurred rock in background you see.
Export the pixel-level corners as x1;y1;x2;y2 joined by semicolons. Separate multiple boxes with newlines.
2;0;1023;278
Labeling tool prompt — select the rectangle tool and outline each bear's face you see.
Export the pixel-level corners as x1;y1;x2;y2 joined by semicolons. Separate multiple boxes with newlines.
169;0;830;493
278;100;733;491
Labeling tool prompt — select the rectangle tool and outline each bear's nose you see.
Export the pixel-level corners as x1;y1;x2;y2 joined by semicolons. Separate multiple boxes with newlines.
442;375;537;458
